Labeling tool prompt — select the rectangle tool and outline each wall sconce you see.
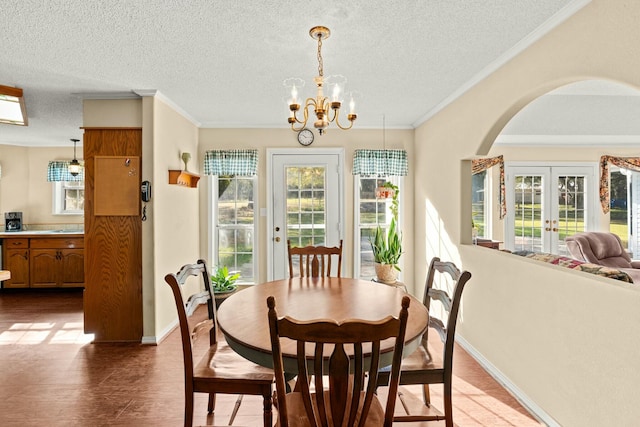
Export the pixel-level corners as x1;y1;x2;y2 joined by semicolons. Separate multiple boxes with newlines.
0;85;28;126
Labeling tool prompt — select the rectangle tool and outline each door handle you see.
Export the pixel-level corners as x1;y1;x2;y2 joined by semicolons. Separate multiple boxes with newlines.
275;237;281;242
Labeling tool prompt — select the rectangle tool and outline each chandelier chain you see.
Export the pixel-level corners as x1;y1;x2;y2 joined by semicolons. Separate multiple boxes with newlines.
317;36;324;77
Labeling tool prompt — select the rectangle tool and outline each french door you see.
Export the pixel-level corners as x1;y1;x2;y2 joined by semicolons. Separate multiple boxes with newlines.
505;165;597;255
268;149;344;280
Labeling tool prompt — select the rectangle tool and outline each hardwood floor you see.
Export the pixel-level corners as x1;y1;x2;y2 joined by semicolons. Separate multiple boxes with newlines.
0;289;542;426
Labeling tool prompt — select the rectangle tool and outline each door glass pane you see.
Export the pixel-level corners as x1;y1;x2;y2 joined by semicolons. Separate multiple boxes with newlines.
286;167;327;274
556;175;586;255
609;169;630;253
513;175;543;252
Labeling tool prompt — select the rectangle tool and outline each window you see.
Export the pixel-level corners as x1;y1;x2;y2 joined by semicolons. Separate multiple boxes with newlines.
472;170;488;238
212;175;257;284
53;181;84;215
354;176;401;279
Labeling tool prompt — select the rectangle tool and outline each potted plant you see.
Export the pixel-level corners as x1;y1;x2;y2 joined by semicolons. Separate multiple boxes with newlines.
369;182;403;284
211;266;240;308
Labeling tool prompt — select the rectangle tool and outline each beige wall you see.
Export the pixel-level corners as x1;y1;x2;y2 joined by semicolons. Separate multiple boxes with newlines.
416;0;640;425
0;145;83;227
197;128;415;287
150;97;200;340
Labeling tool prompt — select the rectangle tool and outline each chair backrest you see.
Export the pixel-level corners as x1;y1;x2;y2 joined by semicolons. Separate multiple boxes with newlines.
287;239;343;278
565;232;632;268
164;260;216;383
422;257;472;372
267;294;410;427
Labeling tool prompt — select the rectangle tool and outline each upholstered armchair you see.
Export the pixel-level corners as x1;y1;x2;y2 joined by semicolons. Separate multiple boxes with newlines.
565;232;640;269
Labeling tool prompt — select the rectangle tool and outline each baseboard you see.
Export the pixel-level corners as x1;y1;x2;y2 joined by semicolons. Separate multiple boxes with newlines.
455;335;560;427
141;318;179;345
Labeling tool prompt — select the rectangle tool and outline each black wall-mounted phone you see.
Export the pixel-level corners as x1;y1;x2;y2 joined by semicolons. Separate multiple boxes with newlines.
141;181;151;202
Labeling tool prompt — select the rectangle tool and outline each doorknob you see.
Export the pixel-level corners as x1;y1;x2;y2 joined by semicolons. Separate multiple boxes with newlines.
275;237;281;242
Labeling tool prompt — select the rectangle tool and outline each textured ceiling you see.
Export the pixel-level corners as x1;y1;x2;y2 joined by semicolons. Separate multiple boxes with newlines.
0;0;594;147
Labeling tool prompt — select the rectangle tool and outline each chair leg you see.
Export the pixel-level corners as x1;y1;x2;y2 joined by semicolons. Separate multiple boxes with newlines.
185;391;194;427
262;391;273;427
229;395;243;425
422;384;431;407
444;382;453;427
208;393;215;413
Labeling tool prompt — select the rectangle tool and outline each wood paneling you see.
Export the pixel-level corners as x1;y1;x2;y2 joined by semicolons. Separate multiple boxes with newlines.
83;128;143;342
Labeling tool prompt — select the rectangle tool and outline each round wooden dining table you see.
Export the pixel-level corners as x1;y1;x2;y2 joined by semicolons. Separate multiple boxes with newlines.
217;277;429;373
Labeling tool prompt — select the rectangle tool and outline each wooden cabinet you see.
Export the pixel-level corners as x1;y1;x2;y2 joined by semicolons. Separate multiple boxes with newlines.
30;238;84;288
2;235;84;288
3;239;30;288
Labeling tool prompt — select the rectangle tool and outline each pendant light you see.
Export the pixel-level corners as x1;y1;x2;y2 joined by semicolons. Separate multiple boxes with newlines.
69;139;81;176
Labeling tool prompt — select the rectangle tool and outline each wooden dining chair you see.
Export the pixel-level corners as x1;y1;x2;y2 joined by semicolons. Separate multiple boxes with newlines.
287;239;343;278
376;257;472;426
164;259;274;427
267;294;410;427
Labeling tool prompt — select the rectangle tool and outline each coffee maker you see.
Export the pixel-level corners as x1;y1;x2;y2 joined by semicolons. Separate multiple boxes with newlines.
5;212;23;232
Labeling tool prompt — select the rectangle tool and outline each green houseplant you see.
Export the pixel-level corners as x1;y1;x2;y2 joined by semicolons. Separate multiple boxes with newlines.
369;181;403;283
210;266;240;294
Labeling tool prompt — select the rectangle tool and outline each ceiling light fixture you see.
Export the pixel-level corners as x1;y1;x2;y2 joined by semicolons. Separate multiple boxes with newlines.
285;26;357;135
69;139;81;176
0;85;28;126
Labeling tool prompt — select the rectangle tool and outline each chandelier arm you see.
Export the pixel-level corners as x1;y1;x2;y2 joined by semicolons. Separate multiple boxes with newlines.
334;109;355;130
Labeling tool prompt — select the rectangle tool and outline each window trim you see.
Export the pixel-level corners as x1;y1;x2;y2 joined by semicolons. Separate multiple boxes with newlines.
353;176;403;280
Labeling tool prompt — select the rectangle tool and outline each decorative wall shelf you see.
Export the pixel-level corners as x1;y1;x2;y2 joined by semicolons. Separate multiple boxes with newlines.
168;170;200;188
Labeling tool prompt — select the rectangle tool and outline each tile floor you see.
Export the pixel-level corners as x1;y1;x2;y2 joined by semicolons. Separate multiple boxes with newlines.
0;289;543;426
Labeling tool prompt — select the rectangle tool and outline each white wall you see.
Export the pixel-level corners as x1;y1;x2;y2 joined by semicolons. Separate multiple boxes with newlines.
415;0;640;425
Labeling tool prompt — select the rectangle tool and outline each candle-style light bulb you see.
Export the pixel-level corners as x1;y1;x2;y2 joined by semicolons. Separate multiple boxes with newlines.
332;84;341;102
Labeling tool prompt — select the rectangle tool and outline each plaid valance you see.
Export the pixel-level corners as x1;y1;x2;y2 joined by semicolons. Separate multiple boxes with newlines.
472;155;506;219
204;149;258;176
47;161;84;182
352;149;408;176
599;155;640;213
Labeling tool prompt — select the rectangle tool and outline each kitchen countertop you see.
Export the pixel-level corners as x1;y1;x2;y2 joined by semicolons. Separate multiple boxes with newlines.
0;231;84;238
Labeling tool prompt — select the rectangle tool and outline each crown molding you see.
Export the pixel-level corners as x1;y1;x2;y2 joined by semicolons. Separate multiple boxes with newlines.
135;89;201;127
72;91;141;99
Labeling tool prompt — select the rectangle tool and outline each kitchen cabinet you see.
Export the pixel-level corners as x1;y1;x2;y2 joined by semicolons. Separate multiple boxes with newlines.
3;239;29;288
30;238;84;288
1;235;84;289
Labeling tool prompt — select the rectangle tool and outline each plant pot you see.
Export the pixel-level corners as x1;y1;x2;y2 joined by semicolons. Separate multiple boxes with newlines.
214;288;237;309
375;263;398;284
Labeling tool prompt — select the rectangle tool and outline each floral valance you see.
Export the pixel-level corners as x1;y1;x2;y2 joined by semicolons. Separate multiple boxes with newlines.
352;149;408;176
471;155;506;219
599;155;640;213
204;149;258;176
46;161;84;182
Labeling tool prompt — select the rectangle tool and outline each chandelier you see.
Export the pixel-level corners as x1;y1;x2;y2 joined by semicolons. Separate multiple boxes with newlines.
285;26;357;135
